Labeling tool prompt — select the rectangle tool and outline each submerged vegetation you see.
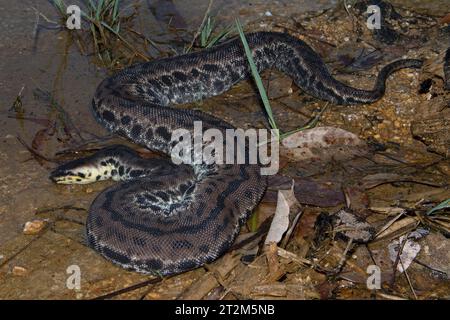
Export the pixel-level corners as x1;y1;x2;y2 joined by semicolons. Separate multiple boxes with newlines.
49;0;235;68
50;0;152;68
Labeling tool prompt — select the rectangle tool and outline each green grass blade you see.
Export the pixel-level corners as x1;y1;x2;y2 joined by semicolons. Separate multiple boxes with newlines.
206;27;232;48
50;0;67;16
279;103;329;139
427;199;450;216
235;19;278;134
96;0;104;20
114;20;120;33
200;16;211;47
112;0;120;22
87;0;96;10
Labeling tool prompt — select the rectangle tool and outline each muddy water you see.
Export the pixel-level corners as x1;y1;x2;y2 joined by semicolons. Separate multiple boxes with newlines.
0;0;449;299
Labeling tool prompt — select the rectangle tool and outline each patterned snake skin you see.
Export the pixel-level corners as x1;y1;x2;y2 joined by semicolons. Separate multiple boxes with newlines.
50;32;423;275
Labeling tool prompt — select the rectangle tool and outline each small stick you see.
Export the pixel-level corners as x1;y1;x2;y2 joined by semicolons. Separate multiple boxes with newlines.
16;136;58;163
35;205;86;215
376;292;407;300
402;264;418;300
91;276;165;300
374;211;406;238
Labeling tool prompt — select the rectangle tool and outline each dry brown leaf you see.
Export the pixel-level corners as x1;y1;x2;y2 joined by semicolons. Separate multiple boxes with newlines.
440;13;450;24
281;126;368;162
264;185;296;245
375;216;420;240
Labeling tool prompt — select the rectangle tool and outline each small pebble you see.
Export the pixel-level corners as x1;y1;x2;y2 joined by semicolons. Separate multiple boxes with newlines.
23;220;47;235
264;11;272;17
12;266;28;276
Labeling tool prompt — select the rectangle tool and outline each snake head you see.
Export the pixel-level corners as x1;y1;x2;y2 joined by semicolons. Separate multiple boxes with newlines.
50;158;105;184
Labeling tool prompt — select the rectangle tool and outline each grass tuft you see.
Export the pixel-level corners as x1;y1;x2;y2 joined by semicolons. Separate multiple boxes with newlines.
200;16;232;49
49;0;151;68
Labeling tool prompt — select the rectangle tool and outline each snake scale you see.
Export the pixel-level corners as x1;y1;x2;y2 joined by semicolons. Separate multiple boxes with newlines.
50;32;423;275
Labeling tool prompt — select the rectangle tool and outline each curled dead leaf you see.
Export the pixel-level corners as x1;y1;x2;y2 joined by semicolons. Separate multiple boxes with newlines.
265;183;297;245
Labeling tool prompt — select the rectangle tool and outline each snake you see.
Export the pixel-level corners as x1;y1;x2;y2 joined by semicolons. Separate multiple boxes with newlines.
49;32;423;276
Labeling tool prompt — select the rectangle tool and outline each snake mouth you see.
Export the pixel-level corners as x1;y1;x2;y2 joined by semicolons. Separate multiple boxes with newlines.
49;160;100;184
49;168;65;182
49;169;83;184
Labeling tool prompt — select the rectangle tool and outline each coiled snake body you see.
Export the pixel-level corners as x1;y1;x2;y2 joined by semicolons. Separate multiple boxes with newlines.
50;32;423;275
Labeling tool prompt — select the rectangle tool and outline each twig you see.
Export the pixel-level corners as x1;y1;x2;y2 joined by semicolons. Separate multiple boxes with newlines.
35;205;86;215
390;234;410;288
402;264;418;300
91;276;165;300
31;6;60;25
314;238;354;276
125;27;163;54
413;259;448;277
274;24;337;48
276;247;312;266
16;136;58;163
0;219;56;268
375;211;406;238
336;238;354;271
376;292;407;300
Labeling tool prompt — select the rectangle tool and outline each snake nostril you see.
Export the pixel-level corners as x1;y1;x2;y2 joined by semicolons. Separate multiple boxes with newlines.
49;172;58;182
49;168;64;182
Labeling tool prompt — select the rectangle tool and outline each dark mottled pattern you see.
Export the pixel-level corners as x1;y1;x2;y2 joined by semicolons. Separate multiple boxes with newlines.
55;32;423;276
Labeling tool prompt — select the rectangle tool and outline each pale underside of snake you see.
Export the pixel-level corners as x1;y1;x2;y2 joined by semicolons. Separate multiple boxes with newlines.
50;32;424;276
